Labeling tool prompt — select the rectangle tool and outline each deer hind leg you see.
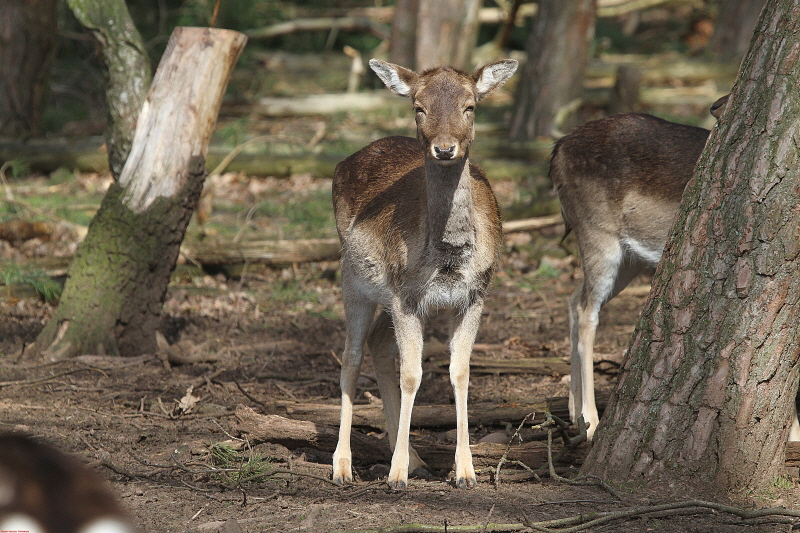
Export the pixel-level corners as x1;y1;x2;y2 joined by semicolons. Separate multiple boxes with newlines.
448;302;483;489
569;240;641;440
367;310;430;477
332;295;377;485
385;302;424;490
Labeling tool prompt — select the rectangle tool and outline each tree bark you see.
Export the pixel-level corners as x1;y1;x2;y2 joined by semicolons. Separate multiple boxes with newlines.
509;0;597;140
389;0;419;69
707;0;768;62
0;0;58;138
66;0;152;179
415;0;481;71
582;0;800;496
33;27;247;359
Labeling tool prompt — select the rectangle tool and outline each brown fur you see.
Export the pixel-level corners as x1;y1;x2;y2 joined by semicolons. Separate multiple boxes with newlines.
331;59;517;489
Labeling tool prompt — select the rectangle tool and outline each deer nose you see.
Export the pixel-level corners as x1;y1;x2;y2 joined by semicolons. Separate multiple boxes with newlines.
433;143;456;160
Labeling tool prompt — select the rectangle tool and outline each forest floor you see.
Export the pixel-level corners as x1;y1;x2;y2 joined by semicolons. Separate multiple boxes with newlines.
2;168;800;533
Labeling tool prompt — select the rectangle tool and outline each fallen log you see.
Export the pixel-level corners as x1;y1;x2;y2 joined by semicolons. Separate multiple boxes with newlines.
427;355;570;376
235;404;800;474
256;394;599;430
246;16;391;41
180;237;342;266
234;404;583;472
4;213;562;279
235;404;390;464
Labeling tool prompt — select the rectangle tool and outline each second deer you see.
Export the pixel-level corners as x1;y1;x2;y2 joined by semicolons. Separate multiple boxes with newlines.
331;58;517;489
552;96;729;440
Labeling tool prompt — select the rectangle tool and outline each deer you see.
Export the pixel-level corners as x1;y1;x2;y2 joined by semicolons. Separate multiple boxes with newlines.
0;433;135;533
552;95;732;441
331;58;518;490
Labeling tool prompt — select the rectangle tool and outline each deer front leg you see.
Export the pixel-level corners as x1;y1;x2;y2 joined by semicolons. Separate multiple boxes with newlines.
386;304;424;490
332;297;376;485
448;302;483;489
367;311;430;477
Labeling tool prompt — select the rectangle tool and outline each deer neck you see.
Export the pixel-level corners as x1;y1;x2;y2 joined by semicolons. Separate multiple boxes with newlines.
422;155;475;257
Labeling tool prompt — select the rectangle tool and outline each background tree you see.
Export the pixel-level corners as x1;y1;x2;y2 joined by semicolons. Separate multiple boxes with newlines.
707;0;768;62
0;0;58;138
388;0;480;71
509;0;597;140
389;0;418;69
582;0;800;495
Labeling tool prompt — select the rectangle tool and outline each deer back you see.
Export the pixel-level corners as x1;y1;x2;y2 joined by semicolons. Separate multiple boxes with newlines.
551;113;710;251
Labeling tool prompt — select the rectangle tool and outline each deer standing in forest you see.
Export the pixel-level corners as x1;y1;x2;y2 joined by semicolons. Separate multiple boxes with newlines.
552;95;732;441
331;58;517;489
0;433;135;533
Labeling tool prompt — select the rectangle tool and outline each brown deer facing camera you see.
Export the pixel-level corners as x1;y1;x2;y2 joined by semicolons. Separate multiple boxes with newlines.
332;58;517;489
551;96;747;441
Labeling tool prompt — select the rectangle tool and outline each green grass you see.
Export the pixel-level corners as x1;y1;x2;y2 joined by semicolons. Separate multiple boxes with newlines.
208;442;274;486
1;264;62;303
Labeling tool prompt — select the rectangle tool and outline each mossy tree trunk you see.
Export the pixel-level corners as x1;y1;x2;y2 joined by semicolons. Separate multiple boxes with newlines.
66;0;152;179
0;0;58;138
509;0;596;139
33;27;247;359
581;0;800;495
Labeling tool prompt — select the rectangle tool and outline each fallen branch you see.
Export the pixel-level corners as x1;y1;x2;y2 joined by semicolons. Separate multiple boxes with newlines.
246;16;391;41
332;500;800;533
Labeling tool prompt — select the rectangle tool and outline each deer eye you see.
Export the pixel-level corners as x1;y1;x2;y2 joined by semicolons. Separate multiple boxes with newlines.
464;105;475;113
414;105;425;115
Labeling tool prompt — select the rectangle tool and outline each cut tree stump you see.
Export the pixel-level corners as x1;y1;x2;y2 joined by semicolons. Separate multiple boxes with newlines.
31;27;247;359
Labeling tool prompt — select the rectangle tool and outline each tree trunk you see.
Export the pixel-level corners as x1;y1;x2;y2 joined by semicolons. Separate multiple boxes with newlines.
0;0;58;138
66;0;152;179
707;0;768;62
416;0;480;71
389;0;418;69
509;0;597;140
582;0;800;496
33;27;247;359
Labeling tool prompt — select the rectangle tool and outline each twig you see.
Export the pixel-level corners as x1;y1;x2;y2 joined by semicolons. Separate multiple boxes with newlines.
0;368;106;388
234;379;266;406
494;412;536;486
481;504;495;533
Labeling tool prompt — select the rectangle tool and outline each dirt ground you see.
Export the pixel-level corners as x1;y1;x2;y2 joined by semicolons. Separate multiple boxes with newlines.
2;174;799;533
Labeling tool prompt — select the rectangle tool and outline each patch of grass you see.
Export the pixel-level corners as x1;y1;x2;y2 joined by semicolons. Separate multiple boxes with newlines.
1;264;62;303
253;188;335;240
209;442;274;486
269;279;319;306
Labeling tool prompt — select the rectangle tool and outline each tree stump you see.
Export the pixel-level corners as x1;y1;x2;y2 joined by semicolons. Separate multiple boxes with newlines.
32;27;247;359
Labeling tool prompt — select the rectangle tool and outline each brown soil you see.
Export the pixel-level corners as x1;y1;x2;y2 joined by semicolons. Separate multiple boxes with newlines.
1;177;797;533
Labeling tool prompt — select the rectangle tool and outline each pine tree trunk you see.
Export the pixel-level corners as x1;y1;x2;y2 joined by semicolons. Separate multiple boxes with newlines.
0;0;58;138
581;0;800;495
66;0;152;179
32;27;247;359
509;0;596;140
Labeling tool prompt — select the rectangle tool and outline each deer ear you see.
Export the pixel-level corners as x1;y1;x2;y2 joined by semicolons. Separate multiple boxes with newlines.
370;59;417;97
473;59;518;100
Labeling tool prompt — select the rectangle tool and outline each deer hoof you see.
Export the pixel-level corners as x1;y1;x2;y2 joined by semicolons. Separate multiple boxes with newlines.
387;479;407;491
455;476;477;489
